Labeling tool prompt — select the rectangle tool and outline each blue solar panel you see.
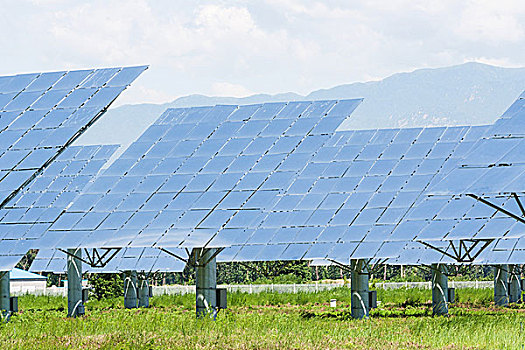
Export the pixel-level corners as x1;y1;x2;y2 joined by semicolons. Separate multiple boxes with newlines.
430;92;525;196
0;144;119;269
35;93;525;269
0;66;147;219
37;99;361;256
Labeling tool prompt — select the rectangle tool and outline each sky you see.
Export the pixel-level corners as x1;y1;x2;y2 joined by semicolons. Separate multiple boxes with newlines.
1;0;524;106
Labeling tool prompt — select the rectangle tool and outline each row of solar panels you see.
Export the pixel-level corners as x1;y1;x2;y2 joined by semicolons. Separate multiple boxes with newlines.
0;66;148;269
0;67;523;274
26;95;525;271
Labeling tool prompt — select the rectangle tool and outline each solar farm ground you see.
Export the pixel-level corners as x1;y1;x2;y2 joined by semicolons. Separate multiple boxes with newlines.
1;288;524;349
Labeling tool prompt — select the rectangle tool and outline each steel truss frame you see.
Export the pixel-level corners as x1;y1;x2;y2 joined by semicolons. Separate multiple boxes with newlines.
158;247;225;268
466;193;525;225
418;239;494;263
327;258;388;275
59;248;121;268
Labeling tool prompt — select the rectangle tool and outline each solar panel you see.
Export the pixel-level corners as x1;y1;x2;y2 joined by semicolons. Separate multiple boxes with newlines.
0;144;119;270
0;66;147;209
0;66;146;270
430;92;525;196
37;99;361;255
36;94;525;270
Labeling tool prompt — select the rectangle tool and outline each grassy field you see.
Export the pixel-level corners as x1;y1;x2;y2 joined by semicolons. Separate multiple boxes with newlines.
1;287;524;349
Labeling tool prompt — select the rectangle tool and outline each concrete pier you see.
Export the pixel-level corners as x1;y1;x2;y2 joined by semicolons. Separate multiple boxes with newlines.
195;248;217;318
508;265;521;303
431;264;449;316
138;277;150;308
124;270;138;309
350;259;369;319
67;248;84;317
0;271;10;317
494;265;509;306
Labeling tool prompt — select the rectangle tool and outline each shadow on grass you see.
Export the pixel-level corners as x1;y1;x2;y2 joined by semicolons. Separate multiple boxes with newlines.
301;305;514;321
300;308;433;320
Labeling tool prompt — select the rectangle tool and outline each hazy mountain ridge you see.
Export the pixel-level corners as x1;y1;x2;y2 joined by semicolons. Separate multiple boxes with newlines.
76;62;525;149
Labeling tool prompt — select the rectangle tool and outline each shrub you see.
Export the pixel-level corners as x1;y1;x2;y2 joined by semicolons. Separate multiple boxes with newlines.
88;273;123;300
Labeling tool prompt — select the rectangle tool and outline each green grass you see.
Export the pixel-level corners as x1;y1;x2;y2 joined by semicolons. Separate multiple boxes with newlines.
1;287;524;349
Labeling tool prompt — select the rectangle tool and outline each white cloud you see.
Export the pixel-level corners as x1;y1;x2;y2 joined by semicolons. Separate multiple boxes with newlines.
211;82;254;97
0;0;523;104
113;84;174;107
456;0;525;43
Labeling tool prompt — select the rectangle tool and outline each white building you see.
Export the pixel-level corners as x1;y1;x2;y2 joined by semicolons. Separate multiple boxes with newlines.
9;268;47;294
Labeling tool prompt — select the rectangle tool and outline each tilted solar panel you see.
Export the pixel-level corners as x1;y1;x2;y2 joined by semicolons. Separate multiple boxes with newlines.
0;66;146;270
0;145;119;270
0;66;147;213
37;94;523;271
38;99;362;254
430;92;525;196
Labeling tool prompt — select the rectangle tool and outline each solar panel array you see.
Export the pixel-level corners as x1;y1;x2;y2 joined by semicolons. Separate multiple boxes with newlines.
28;92;525;273
0;66;146;270
212;125;490;264
0;145;118;270
0;66;147;210
431;92;525;196
37;100;362;254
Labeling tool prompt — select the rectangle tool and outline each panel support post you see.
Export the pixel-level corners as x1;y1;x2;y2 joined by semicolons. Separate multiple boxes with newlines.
0;271;10;319
123;270;138;309
67;248;84;317
508;265;522;303
431;264;449;316
350;259;369;319
195;248;217;318
494;264;509;306
137;276;150;308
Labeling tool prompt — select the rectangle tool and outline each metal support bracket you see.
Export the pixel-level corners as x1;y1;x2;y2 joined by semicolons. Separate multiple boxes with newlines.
193;247;225;267
59;248;121;268
467;193;525;225
326;259;354;274
158;248;189;264
327;258;387;275
418;239;494;263
158;247;224;268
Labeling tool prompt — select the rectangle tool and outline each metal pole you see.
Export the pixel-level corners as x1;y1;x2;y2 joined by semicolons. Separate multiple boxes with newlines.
494;264;509;306
351;259;369;319
195;248;217;318
0;271;10;317
431;264;448;316
123;270;138;309
67;248;84;317
508;265;522;303
137;277;150;308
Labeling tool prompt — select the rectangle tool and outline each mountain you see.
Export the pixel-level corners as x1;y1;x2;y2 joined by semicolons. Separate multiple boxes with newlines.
75;62;525;152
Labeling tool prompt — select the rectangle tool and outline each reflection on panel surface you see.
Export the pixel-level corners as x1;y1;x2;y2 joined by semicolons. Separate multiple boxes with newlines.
0;66;146;270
